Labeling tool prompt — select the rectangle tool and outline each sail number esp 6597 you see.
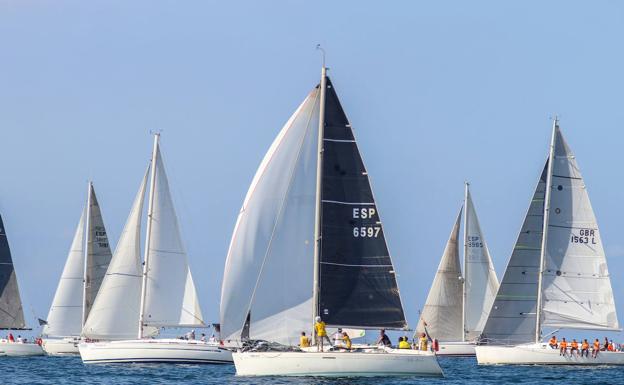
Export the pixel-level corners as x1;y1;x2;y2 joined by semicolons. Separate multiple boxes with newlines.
352;207;381;238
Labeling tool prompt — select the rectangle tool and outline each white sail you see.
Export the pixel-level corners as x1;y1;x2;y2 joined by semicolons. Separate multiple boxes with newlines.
142;145;204;328
220;88;320;345
416;209;463;341
43;209;86;337
83;185;113;322
539;125;619;331
82;169;149;340
464;186;499;340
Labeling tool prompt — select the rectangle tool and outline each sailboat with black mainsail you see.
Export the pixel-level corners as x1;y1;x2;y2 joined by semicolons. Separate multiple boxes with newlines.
0;214;44;356
79;134;232;364
220;63;442;376
41;182;112;355
475;119;624;365
416;183;499;356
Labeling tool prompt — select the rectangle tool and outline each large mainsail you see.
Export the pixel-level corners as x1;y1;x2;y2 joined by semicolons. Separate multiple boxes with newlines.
82;169;148;340
463;186;499;340
416;209;463;340
43;210;86;337
141;142;204;329
83;185;113;322
317;78;406;329
481;163;548;344
539;125;618;331
220;88;320;345
0;214;26;329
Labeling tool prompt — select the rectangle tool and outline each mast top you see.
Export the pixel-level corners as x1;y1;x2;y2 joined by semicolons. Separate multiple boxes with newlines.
316;44;326;71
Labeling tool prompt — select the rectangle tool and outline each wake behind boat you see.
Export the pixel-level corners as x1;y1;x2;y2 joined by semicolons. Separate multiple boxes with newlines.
476;119;624;366
0;214;43;357
220;60;442;377
79;134;232;364
416;183;499;357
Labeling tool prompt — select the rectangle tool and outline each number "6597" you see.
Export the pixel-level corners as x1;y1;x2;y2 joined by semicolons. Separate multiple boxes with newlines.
353;226;381;238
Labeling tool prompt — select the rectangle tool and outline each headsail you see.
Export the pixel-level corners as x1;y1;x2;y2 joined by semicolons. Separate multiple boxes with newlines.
220;88;320;345
82;169;149;340
0;214;26;329
142;142;204;329
318;79;406;329
83;184;113;324
539;125;618;331
416;209;463;340
43;209;86;337
463;186;499;340
481;162;548;344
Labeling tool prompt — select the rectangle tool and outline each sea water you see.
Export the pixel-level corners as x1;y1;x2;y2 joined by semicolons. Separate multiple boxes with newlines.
1;356;622;384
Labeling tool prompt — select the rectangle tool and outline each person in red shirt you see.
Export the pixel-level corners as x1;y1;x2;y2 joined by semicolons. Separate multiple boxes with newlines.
8;333;14;343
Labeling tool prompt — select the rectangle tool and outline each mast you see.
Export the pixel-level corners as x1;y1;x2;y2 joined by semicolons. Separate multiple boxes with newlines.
534;117;557;343
461;181;469;342
138;133;159;339
81;181;92;328
311;49;327;344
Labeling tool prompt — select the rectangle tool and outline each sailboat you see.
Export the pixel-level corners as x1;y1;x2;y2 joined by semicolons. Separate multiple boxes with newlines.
41;182;112;355
475;119;624;365
0;214;44;356
416;183;499;356
220;63;442;377
79;134;232;364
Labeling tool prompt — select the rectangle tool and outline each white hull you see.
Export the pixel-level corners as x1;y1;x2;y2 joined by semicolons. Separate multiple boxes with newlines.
0;341;44;356
437;341;476;356
79;338;233;364
233;349;443;377
476;343;624;365
42;338;80;356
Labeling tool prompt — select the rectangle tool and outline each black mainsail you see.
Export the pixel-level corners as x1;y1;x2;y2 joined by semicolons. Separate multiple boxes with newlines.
317;77;407;329
0;214;26;330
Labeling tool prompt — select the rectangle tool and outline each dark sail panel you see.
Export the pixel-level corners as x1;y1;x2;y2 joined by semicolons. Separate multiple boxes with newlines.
0;214;26;329
318;77;407;329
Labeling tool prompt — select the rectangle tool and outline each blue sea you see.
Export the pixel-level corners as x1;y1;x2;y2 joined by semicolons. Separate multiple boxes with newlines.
1;356;623;384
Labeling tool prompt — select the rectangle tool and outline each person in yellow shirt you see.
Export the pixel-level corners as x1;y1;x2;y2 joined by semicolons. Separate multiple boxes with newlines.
398;337;411;349
314;316;331;351
299;331;310;348
342;332;352;350
419;333;428;351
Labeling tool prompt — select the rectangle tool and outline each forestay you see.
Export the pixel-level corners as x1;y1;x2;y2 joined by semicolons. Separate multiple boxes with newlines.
220;88;320;345
481;162;548;344
142;145;204;328
0;214;26;329
43;210;86;337
82;169;148;340
318;78;406;329
416;209;463;341
464;188;499;340
539;126;618;331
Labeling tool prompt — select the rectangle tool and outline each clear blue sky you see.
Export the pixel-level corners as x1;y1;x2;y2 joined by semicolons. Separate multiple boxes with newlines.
1;1;623;340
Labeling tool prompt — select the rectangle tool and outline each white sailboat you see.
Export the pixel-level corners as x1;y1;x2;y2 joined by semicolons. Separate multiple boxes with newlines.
475;119;624;365
416;184;499;356
41;182;112;355
220;62;442;377
79;134;232;364
0;214;44;356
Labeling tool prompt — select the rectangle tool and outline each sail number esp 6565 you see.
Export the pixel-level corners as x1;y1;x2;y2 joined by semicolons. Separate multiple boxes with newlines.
352;208;381;238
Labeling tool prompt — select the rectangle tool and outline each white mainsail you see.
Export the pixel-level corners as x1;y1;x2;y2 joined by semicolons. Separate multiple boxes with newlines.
220;88;320;345
539;125;619;331
141;140;204;330
43;210;86;337
82;169;148;340
416;209;463;341
463;185;499;340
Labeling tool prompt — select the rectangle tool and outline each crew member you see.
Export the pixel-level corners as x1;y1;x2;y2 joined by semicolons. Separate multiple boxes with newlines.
549;335;558;349
419;333;428;351
581;339;590;358
570;339;579;356
314;316;331;351
592;338;600;358
299;331;310;348
559;338;568;356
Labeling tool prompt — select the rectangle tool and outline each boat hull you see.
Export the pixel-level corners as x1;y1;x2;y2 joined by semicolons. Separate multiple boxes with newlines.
476;344;624;365
79;339;233;364
0;341;44;356
437;341;476;356
233;349;443;377
42;338;80;356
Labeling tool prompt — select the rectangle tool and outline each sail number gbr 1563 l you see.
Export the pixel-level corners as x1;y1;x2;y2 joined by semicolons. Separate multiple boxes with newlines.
352;208;381;238
570;228;597;244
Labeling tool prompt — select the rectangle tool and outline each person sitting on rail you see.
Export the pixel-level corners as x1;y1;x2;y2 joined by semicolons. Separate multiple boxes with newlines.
549;335;558;349
559;338;568;357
